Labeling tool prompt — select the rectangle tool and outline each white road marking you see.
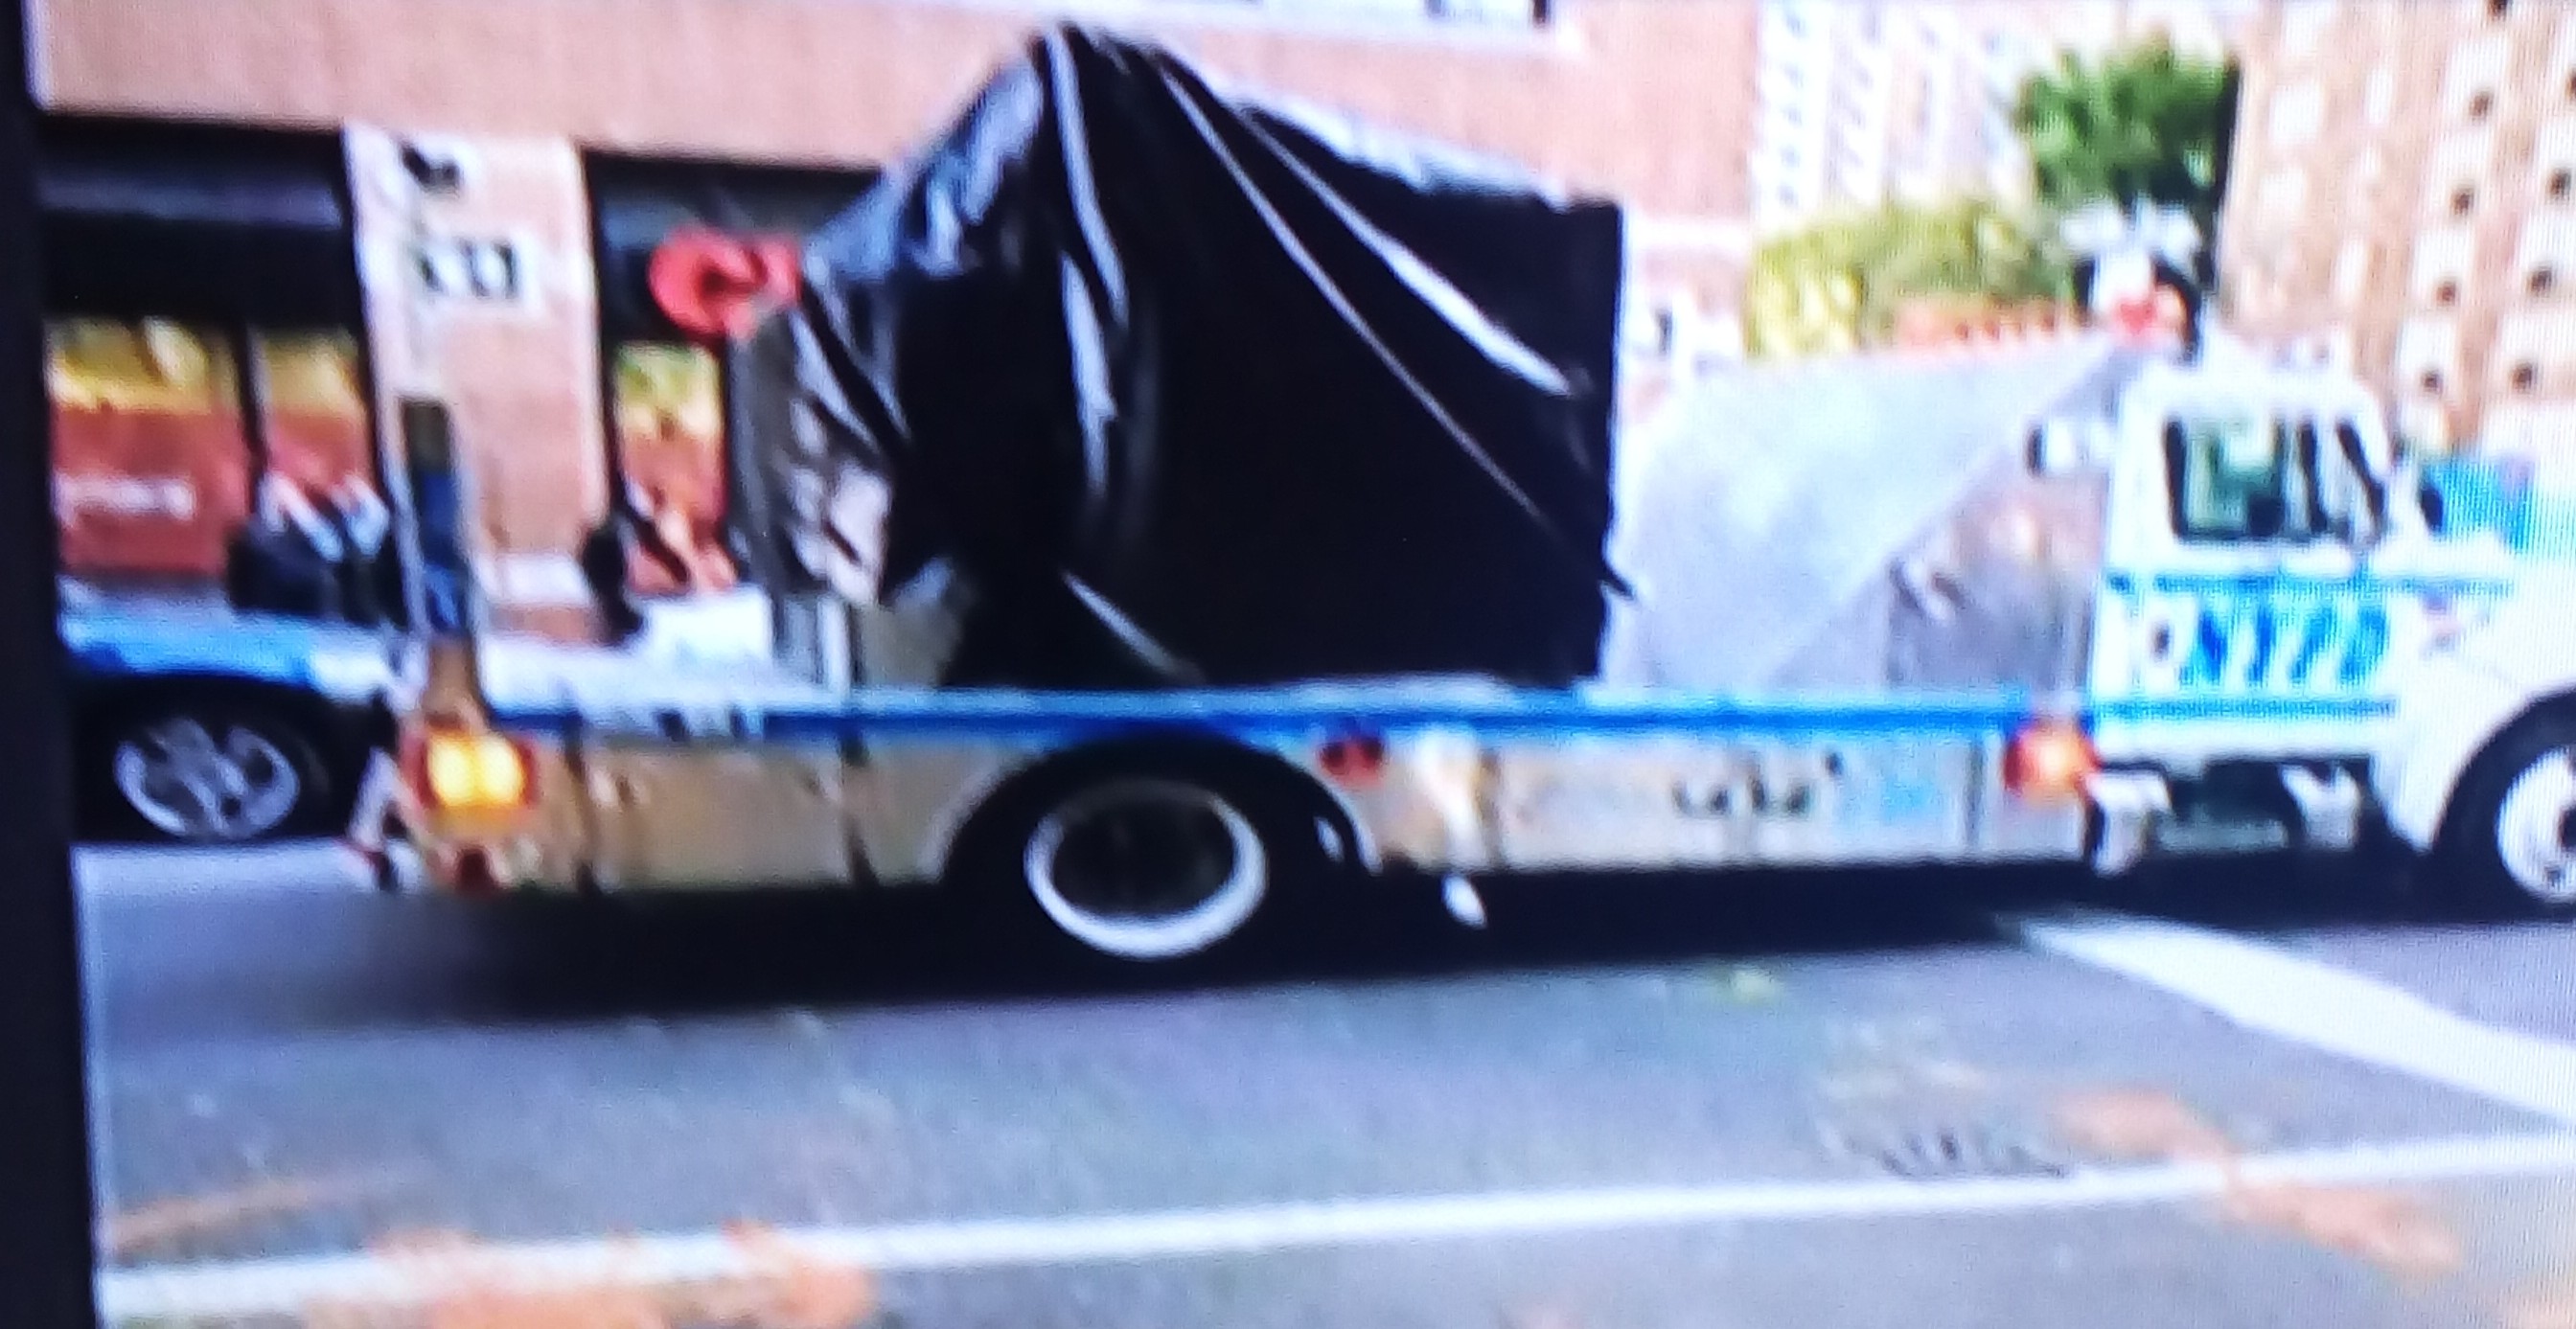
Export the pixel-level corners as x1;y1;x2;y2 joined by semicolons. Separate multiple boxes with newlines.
98;1130;2576;1322
74;842;376;900
2016;910;2576;1126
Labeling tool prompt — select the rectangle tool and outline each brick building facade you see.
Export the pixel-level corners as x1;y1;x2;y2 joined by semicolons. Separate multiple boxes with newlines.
2219;0;2576;468
31;0;1760;627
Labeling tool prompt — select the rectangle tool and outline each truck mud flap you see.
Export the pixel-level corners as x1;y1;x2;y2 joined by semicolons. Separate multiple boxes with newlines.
2084;770;2171;876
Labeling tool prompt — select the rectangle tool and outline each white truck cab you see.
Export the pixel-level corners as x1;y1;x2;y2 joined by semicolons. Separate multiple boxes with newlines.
2052;355;2521;871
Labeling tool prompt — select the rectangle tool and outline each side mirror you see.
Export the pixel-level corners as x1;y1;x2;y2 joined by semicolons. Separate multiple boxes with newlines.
2027;420;2099;475
2026;426;2058;474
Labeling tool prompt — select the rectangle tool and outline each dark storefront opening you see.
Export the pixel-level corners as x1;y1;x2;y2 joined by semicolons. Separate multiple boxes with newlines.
584;154;876;606
39;116;391;622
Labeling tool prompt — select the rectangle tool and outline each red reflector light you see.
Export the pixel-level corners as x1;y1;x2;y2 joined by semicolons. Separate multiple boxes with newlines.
1319;734;1389;786
2005;720;2097;803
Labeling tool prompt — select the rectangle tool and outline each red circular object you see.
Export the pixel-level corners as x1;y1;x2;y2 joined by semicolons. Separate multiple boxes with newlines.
2108;296;2162;343
649;228;800;342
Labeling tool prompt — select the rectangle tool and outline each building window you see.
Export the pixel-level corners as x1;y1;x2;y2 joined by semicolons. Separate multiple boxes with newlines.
2283;3;2338;59
2269;82;2327;149
2422;369;2447;395
2534;265;2560;294
2469;90;2496;121
2412;230;2478;307
2514;361;2541;391
2259;168;2312;229
47;319;373;593
47;319;248;585
2365;70;2397;126
2453;186;2479;217
258;330;373;492
587;155;879;607
2492;0;2512;16
2436;279;2462;307
1981;106;2013;155
2553;168;2573;201
2334;241;2374;305
608;342;736;599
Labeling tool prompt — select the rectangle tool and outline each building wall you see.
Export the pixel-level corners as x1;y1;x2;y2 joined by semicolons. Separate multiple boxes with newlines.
343;128;610;610
34;0;1756;225
34;0;1761;626
2220;0;2576;467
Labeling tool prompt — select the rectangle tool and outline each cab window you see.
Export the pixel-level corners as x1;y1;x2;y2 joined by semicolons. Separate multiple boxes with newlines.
2303;418;2389;542
2166;413;2301;541
2164;411;2380;544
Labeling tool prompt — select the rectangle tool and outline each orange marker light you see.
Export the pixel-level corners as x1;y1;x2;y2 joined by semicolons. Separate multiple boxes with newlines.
2004;720;2098;803
408;729;536;811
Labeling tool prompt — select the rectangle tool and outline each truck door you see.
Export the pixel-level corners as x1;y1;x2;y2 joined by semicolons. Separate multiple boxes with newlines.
2120;402;2389;699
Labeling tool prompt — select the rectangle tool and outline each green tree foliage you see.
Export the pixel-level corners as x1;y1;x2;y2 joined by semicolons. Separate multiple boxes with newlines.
2013;41;2235;230
1745;199;2073;358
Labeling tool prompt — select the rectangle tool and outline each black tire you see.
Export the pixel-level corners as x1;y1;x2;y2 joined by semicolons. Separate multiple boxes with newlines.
80;699;339;845
952;745;1341;965
2432;708;2576;919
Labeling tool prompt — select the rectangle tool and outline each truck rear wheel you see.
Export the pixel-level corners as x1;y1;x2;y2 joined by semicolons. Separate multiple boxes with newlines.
2436;712;2576;918
959;750;1331;963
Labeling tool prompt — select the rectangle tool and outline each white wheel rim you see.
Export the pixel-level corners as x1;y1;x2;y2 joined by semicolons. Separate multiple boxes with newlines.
2494;748;2576;905
112;718;302;842
1024;779;1268;961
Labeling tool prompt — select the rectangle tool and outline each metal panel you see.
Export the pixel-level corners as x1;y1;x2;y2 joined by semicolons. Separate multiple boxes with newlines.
844;740;1046;887
1604;337;2122;694
582;744;852;890
1881;464;2105;695
1487;733;1981;872
1966;735;2090;862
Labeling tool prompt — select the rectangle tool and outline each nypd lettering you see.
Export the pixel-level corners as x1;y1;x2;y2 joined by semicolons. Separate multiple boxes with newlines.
2116;585;2393;695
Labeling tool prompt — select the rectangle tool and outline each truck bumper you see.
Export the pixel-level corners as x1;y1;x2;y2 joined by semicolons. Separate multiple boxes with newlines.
2083;762;2369;876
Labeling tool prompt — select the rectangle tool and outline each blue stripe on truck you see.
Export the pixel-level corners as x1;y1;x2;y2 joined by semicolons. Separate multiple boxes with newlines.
482;690;2395;745
2102;570;2517;598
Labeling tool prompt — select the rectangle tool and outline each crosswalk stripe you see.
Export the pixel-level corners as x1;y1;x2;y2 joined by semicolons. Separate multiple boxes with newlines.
2014;909;2576;1126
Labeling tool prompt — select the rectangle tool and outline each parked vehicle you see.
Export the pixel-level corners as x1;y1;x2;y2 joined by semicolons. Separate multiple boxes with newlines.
61;582;415;844
382;30;2544;963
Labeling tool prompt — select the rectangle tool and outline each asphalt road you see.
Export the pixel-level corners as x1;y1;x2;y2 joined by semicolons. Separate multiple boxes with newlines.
70;845;2576;1329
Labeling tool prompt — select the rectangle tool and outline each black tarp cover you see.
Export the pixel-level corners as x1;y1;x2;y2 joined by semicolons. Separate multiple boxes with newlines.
766;24;1624;690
